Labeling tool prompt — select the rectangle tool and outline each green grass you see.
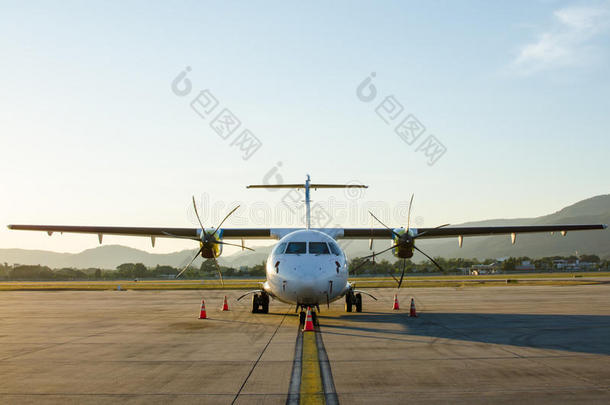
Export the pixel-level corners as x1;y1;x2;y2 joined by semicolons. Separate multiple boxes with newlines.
1;273;608;291
352;279;608;288
0;279;264;291
356;272;610;281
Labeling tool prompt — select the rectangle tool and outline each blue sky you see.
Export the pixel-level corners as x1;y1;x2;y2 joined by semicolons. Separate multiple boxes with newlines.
1;0;609;253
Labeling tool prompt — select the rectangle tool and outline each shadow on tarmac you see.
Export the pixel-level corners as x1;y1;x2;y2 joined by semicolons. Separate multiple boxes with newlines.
318;311;610;355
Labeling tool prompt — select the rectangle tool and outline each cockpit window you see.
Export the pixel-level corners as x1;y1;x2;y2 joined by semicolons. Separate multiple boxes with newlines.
309;242;330;255
328;241;341;256
285;242;307;254
273;243;287;255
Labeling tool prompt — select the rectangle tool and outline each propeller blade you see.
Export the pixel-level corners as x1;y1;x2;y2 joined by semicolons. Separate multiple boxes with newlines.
406;194;414;232
390;258;407;288
212;258;224;287
359;244;398;261
215;240;255;251
351;258;371;274
414;223;451;239
161;231;199;241
413;245;444;272
397;258;406;289
192;196;205;230
368;211;401;238
175;246;203;279
212;205;240;237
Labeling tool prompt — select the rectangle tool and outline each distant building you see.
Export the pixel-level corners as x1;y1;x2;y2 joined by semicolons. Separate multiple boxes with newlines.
469;264;498;275
554;259;597;271
515;260;535;271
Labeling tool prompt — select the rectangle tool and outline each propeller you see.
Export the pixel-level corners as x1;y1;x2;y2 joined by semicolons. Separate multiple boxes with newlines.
391;259;407;289
406;193;414;231
414;245;444;272
358;243;400;262
413;223;451;239
212;258;224;287
174;196;254;285
175;246;204;279
350;257;373;275
367;194;448;286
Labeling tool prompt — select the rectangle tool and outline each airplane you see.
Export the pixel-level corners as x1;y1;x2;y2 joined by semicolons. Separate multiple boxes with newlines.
7;175;607;325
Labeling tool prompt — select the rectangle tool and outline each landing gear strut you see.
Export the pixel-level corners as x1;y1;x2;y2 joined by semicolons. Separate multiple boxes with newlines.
345;290;363;313
298;305;319;326
252;291;270;314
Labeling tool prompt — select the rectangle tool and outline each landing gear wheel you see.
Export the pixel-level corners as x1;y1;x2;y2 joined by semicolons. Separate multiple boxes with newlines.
252;294;260;313
345;293;353;312
311;311;318;326
299;311;306;326
355;293;363;313
260;292;270;314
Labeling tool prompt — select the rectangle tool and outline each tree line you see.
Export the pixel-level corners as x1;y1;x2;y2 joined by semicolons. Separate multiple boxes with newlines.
0;254;607;281
350;254;607;275
0;259;265;281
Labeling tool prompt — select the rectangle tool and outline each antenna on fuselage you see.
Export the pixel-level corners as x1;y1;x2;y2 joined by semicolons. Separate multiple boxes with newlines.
246;176;368;229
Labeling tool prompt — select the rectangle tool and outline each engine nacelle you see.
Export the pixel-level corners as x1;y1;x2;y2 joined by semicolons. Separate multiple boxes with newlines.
393;244;413;259
392;228;414;259
199;228;223;258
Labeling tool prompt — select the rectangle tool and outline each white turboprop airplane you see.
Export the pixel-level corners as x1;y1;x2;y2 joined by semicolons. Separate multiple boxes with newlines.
8;176;607;324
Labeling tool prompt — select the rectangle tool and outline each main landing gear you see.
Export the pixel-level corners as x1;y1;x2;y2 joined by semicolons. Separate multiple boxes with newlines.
345;290;362;313
252;291;269;314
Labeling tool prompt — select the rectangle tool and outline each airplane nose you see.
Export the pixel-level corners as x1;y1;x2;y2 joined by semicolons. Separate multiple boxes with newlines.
299;279;316;296
296;272;322;300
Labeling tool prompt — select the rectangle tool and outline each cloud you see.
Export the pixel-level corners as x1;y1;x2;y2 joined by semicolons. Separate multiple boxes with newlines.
511;2;610;75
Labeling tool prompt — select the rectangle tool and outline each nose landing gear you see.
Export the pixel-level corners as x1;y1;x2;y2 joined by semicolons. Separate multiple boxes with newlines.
298;305;319;326
345;290;362;312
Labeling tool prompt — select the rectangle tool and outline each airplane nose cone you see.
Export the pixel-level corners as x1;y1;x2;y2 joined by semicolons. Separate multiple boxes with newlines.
299;279;316;296
297;274;321;302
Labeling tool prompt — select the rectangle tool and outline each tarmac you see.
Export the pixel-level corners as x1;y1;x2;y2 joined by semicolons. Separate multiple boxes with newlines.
0;285;609;404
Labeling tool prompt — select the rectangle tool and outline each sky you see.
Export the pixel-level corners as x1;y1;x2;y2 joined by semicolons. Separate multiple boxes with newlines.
0;0;609;254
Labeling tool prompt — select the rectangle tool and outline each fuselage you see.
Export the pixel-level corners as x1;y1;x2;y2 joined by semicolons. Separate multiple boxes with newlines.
262;230;350;306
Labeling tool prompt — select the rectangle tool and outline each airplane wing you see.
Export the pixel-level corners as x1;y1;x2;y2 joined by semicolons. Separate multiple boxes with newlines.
6;225;279;245
339;224;607;239
7;223;607;245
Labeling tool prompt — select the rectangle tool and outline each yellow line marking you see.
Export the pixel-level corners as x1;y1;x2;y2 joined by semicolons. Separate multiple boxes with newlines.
300;332;325;405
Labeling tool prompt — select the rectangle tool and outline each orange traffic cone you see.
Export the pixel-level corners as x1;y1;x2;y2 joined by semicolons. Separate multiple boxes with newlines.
392;294;400;310
198;299;207;319
302;307;315;332
221;295;229;311
409;298;417;317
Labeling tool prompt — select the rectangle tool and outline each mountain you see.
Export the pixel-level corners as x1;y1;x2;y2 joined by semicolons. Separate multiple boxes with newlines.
0;244;272;269
420;194;610;260
352;194;610;262
0;245;202;269
1;194;609;269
